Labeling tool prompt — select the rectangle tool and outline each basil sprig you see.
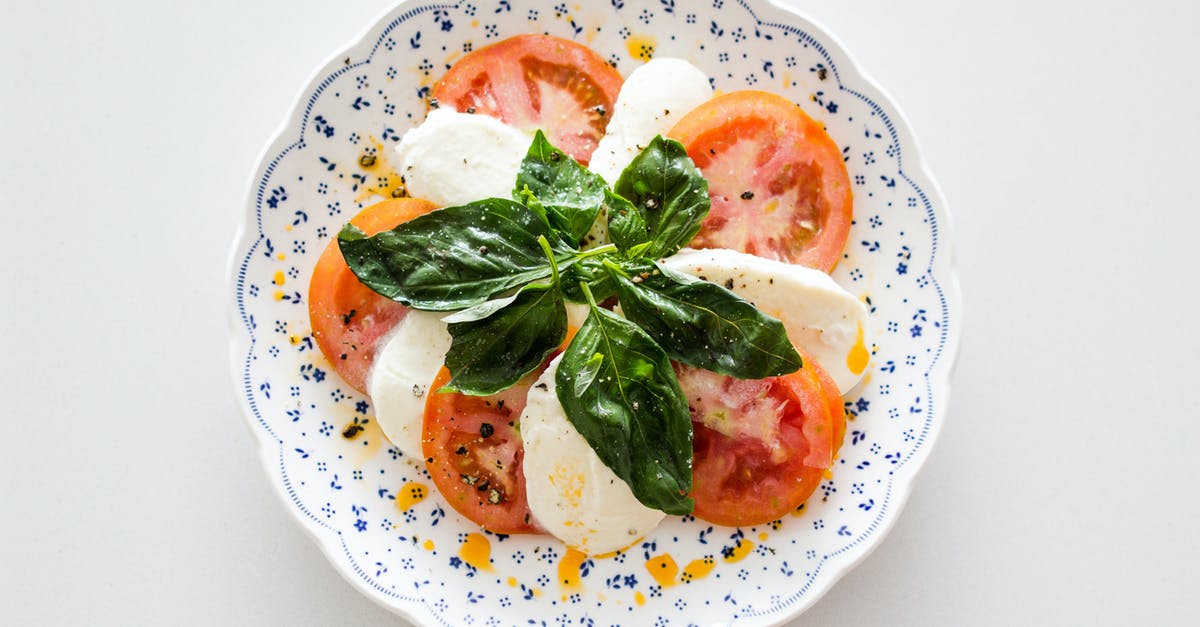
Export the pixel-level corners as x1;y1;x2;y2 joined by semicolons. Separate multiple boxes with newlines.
337;132;802;514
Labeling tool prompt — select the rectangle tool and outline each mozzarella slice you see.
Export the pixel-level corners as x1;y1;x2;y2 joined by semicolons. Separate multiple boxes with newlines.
583;58;712;249
588;58;713;185
368;310;452;458
394;108;531;207
521;354;664;554
660;248;871;394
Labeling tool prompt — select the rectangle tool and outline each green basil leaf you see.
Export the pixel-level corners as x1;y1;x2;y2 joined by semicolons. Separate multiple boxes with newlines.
611;262;803;379
555;303;693;515
442;284;567;396
337;198;575;311
515;130;607;245
561;255;617;303
602;189;650;255
612;135;710;259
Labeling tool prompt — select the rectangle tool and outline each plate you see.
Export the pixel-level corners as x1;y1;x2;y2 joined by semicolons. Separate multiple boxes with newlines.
227;0;959;624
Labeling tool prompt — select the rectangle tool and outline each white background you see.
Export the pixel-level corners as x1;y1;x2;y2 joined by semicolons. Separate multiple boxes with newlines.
3;1;1198;625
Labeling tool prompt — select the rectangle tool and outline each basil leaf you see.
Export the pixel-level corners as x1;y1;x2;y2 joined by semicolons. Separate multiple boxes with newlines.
602;189;650;255
612;135;710;259
555;303;693;515
442;283;567;395
561;256;617;303
515;130;607;245
611;262;803;378
338;198;575;311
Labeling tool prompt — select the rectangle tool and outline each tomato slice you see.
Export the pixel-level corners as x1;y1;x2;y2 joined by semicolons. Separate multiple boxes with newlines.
676;357;845;527
668;90;853;272
308;198;436;394
422;366;541;535
431;34;623;164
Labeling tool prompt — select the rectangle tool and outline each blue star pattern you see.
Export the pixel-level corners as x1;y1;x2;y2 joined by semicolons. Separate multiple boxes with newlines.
229;1;958;625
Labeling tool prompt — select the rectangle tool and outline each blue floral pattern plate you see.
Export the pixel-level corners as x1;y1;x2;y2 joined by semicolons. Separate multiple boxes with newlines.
228;1;959;624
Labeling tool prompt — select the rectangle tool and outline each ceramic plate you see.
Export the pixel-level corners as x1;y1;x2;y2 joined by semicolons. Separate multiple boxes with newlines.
228;0;959;624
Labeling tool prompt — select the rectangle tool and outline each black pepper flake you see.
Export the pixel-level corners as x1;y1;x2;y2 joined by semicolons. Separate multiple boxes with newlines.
390;187;406;198
342;424;364;439
476;480;490;492
342;309;357;325
724;278;734;290
428;97;440;109
740;190;755;200
465;106;476;114
359;154;377;168
535;382;549;391
479;422;495;438
817;67;828;80
479;245;489;255
593;104;607;118
455;445;468;455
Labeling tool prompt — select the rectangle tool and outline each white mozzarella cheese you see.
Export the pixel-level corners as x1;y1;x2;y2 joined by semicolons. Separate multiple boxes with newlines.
588;58;713;185
368;310;452;458
660;248;871;394
521;355;664;554
394;108;532;207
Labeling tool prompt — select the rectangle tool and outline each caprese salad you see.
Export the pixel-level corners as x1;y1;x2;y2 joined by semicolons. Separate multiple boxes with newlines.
307;34;868;555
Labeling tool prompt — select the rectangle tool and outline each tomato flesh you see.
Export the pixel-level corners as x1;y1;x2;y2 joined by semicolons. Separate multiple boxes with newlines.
308;198;436;393
423;366;541;534
431;34;623;164
669;90;853;272
676;358;843;527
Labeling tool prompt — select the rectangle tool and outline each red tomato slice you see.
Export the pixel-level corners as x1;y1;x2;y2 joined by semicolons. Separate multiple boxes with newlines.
676;357;845;527
431;33;623;164
668;90;853;272
308;198;436;394
422;366;541;535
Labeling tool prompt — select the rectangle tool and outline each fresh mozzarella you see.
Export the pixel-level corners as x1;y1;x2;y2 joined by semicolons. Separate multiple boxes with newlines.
660;248;871;394
521;355;664;554
368;310;452;458
583;58;712;249
394;108;531;207
588;58;713;185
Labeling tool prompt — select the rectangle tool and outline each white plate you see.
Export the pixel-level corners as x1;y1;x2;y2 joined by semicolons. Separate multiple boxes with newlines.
228;1;960;624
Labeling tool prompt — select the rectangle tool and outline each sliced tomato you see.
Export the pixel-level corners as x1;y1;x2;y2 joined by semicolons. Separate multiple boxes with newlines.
431;33;623;164
668;90;853;272
308;198;436;394
676;357;845;527
422;366;541;535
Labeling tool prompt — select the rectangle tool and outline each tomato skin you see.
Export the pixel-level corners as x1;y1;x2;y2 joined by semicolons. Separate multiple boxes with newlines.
677;357;843;527
307;198;436;394
668;90;853;272
431;34;623;164
423;366;541;535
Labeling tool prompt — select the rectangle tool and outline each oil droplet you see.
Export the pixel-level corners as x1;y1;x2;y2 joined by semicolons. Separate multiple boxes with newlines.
460;533;494;572
634;590;646;606
847;321;869;375
625;34;656;61
395;482;427;512
679;556;716;583
422;539;435;551
723;539;755;563
273;291;285;301
758;532;769;541
506;576;518;587
277;253;286;261
644;553;679;588
557;548;587;590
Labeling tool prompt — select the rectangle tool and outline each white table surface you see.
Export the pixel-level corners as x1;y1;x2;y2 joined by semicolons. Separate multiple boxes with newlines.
3;1;1198;625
